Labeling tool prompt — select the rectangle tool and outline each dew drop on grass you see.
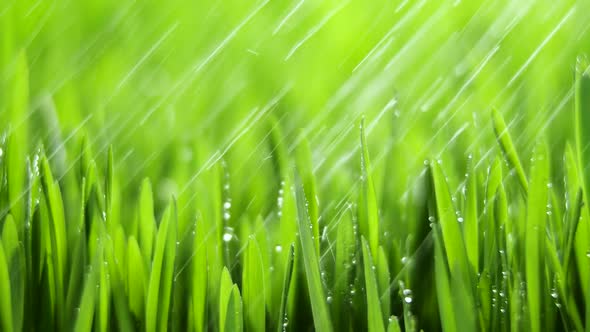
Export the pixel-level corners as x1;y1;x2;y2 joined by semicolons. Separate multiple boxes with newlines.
223;233;233;242
223;201;231;209
223;212;231;221
401;256;409;264
551;289;558;299
326;295;333;304
586;250;590;258
275;245;283;253
457;217;464;223
404;296;413;304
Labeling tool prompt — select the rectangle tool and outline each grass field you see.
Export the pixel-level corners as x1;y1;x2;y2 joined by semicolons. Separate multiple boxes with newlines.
2;0;590;331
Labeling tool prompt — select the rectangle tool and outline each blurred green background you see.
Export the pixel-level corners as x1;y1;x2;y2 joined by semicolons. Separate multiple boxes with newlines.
2;0;590;217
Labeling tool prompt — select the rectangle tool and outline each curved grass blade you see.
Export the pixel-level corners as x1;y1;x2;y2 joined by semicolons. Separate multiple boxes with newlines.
492;107;528;193
361;237;385;332
295;171;333;332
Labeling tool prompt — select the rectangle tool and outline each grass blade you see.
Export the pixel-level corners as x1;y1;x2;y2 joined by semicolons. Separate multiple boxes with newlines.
243;236;265;331
362;236;385;332
359;119;380;260
295;171;333;332
277;243;295;332
492;108;528;193
525;143;549;332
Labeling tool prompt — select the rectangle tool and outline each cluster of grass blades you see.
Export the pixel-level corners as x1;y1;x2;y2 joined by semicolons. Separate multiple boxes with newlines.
3;51;590;331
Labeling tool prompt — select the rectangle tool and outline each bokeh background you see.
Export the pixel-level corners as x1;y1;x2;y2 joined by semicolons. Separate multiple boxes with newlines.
2;0;590;217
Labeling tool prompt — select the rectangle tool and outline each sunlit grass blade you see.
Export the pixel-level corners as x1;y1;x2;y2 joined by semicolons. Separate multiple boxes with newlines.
127;236;147;319
295;135;320;257
295;171;333;332
0;240;13;332
433;224;457;332
192;218;208;332
145;200;177;332
139;178;156;265
525;142;549;332
464;155;479;274
387;316;402;332
277;243;294;332
377;245;390;324
333;208;355;329
220;267;234;332
243;235;265;331
40;153;67;328
73;262;98;332
224;285;244;332
430;161;469;277
492;108;528;193
359;119;380;260
361;236;385;332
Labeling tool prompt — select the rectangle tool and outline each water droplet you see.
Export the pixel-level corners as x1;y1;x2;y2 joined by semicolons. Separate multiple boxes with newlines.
457;217;464;223
0;148;3;157
223;202;231;209
326;296;333;304
586;250;590;258
404;296;413;304
551;289;558;299
428;216;435;222
223;212;231;220
401;256;409;264
275;245;283;253
223;233;233;242
403;289;412;296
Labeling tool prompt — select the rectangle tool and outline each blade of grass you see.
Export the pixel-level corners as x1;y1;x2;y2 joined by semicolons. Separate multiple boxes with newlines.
464;155;479;274
492;108;528;193
192;218;208;332
295;171;333;332
277;243;295;332
0;241;13;332
2;214;24;332
243;235;265;332
359;119;380;260
525;142;549;332
361;236;385;332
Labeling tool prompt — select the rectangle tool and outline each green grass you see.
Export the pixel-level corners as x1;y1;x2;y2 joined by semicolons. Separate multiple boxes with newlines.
3;0;590;331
